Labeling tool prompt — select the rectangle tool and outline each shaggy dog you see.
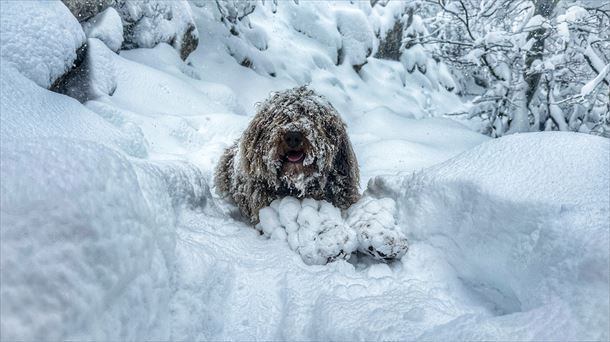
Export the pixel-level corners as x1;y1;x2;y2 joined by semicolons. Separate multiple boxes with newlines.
215;86;360;223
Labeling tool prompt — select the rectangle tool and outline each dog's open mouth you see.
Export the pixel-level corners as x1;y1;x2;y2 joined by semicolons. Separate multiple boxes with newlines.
285;150;305;163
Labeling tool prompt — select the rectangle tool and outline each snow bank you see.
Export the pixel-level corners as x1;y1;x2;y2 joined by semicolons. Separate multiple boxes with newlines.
0;59;214;341
0;1;86;88
367;132;610;340
59;38;118;103
257;196;408;265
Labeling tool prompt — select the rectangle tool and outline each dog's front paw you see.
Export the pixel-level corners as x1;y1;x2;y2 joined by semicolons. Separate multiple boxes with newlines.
258;197;358;265
347;196;409;262
296;200;358;265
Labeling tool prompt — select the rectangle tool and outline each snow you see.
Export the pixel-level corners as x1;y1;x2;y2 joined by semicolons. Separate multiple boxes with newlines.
82;7;124;52
1;1;608;340
0;0;86;88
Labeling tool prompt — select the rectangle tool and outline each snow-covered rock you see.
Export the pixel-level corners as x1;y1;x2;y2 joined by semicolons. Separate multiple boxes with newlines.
117;0;199;60
56;38;118;102
0;62;133;156
0;1;86;88
82;7;124;52
0;56;215;340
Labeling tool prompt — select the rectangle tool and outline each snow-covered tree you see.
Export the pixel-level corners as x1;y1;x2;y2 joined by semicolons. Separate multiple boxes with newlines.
418;0;609;137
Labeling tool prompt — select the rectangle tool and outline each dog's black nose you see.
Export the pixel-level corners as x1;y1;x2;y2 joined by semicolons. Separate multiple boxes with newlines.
284;131;304;149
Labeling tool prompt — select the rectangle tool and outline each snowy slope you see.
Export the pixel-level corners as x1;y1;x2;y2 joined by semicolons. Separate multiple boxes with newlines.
1;1;608;341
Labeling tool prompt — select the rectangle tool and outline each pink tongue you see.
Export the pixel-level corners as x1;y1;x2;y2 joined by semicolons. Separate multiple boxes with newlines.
287;152;304;162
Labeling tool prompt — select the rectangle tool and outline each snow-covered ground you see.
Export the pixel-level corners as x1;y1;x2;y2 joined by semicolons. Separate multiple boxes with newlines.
1;1;608;340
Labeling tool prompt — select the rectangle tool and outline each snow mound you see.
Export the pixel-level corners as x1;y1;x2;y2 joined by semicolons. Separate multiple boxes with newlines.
82;7;124;52
0;1;86;88
0;138;172;341
367;132;610;340
257;196;408;265
0;62;140;158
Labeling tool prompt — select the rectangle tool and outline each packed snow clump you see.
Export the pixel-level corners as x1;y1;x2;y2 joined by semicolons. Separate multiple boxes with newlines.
257;196;408;265
82;7;124;52
346;196;409;261
0;1;86;88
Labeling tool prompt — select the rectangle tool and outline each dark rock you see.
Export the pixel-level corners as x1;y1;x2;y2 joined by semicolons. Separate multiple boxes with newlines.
50;42;88;94
179;24;199;61
375;19;403;61
62;0;115;22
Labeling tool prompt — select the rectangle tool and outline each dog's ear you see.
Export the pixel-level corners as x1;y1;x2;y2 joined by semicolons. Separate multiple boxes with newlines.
239;119;265;175
332;132;360;207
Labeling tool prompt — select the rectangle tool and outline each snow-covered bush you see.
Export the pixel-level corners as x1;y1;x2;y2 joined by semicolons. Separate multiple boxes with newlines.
335;8;374;68
372;3;458;92
215;0;257;26
418;0;610;137
0;1;86;88
257;196;408;265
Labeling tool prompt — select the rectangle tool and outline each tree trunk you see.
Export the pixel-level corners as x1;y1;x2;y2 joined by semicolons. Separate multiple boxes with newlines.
524;0;559;108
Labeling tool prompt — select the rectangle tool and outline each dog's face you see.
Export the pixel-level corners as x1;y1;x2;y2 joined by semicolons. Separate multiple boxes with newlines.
275;130;316;178
239;87;349;194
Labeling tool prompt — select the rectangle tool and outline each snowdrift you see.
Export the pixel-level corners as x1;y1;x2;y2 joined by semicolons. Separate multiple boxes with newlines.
367;132;610;340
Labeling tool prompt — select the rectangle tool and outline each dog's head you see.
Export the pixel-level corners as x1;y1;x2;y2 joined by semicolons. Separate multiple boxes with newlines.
239;86;357;195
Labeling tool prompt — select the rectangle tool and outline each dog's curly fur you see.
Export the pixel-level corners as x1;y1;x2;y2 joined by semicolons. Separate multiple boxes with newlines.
215;86;360;223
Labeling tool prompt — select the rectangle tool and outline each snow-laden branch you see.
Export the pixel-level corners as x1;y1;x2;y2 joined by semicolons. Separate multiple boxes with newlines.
580;63;610;97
